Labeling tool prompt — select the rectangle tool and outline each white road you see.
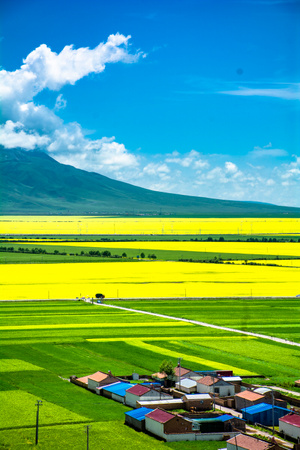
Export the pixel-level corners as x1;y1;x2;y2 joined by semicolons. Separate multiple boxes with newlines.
99;302;300;348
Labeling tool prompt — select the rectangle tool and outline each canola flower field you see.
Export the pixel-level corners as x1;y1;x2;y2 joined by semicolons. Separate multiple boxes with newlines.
1;260;300;300
1;215;300;235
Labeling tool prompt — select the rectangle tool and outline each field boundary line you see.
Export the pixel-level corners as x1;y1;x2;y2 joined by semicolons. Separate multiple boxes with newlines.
100;303;300;348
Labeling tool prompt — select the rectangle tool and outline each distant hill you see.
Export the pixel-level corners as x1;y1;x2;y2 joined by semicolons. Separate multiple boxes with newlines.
1;146;300;217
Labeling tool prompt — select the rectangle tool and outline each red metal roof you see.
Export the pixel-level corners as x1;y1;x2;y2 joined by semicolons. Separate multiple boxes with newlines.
126;384;150;396
227;433;271;450
279;413;300;427
145;408;175;423
235;390;264;401
197;375;219;386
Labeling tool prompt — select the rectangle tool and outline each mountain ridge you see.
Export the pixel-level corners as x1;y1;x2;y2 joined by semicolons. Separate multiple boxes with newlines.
1;146;300;217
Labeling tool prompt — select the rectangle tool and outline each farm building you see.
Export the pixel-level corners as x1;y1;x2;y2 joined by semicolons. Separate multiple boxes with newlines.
124;407;153;431
138;398;184;410
295;380;300;388
196;376;235;397
234;390;265;411
71;370;119;391
279;413;300;440
189;414;245;433
100;381;134;403
174;366;198;381
241;402;290;426
226;433;273;450
182;393;213;411
222;376;242;393
145;408;193;441
125;384;172;408
175;378;197;393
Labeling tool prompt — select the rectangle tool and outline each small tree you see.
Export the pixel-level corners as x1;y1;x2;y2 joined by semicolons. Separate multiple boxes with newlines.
140;252;145;258
159;360;175;386
122;252;127;258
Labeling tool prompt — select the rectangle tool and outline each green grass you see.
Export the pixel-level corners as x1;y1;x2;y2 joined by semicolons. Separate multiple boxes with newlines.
1;299;299;449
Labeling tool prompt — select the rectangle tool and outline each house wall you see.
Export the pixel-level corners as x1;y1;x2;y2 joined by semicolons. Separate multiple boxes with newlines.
197;384;210;394
214;384;235;397
145;417;164;438
111;393;125;404
184;398;213;411
164;416;193;434
279;421;300;440
235;396;264;411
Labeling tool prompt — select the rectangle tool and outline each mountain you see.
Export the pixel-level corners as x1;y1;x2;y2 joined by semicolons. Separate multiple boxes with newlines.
1;146;300;217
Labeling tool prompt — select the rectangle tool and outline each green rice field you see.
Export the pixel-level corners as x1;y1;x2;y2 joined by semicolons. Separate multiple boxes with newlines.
1;299;300;449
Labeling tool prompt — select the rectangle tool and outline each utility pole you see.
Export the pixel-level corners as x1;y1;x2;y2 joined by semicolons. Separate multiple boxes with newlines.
271;388;275;434
35;400;42;445
85;425;90;450
177;358;182;391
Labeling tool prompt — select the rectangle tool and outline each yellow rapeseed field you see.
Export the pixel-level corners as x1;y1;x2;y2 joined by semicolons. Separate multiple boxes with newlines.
1;261;299;300
1;216;300;235
25;240;300;258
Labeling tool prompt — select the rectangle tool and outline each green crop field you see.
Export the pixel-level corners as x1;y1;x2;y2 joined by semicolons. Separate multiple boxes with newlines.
1;299;300;449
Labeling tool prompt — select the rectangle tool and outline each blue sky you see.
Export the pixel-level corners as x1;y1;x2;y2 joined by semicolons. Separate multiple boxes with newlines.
0;0;299;206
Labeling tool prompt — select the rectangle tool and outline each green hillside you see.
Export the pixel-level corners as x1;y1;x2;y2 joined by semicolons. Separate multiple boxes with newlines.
1;147;300;217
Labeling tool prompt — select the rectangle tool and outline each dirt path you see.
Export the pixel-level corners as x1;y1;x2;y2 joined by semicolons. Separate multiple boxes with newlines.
99;303;300;348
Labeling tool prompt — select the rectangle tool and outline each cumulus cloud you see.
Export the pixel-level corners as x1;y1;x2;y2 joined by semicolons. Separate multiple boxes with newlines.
0;34;144;176
0;120;50;150
165;150;209;170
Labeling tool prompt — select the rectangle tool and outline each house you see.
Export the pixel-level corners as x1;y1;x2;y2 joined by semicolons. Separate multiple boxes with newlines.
241;402;290;426
182;393;213;411
100;381;134;403
189;414;245;433
125;384;172;408
137;398;185;410
196;376;235;397
86;370;119;392
173;366;198;382
234;390;265;411
124;407;153;431
279;413;300;440
175;378;197;393
222;376;242;393
145;408;193;441
226;433;273;450
295;379;300;388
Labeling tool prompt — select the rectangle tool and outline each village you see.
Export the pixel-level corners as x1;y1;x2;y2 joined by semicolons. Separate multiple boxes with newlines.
70;363;300;450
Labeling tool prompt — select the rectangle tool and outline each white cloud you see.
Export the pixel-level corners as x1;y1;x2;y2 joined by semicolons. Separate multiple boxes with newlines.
249;144;288;158
165;150;209;170
219;84;300;100
0;120;50;150
54;94;67;110
142;163;170;177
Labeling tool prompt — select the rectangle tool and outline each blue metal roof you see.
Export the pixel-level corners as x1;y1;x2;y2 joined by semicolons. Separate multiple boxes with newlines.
103;382;134;397
241;402;289;414
125;407;153;421
218;414;236;422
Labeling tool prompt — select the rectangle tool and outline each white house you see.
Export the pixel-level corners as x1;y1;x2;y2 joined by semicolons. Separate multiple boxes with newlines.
279;413;300;440
197;376;235;397
145;408;193;441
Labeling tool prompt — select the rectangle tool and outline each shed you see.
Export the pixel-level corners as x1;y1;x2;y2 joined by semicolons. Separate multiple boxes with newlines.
125;384;171;408
234;390;265;411
137;398;184;410
145;408;193;440
175;378;197;393
182;393;212;411
227;433;272;450
124;407;153;431
241;402;290;426
101;382;134;403
279;413;300;440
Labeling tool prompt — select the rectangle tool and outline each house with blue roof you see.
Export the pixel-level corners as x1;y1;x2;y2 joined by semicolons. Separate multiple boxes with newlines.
241;402;290;426
100;382;135;404
125;407;153;431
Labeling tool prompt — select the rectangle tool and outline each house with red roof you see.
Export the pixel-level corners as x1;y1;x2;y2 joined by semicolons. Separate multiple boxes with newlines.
226;433;273;450
234;390;265;411
279;412;300;440
145;408;193;440
196;376;235;397
70;370;119;392
125;384;172;408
